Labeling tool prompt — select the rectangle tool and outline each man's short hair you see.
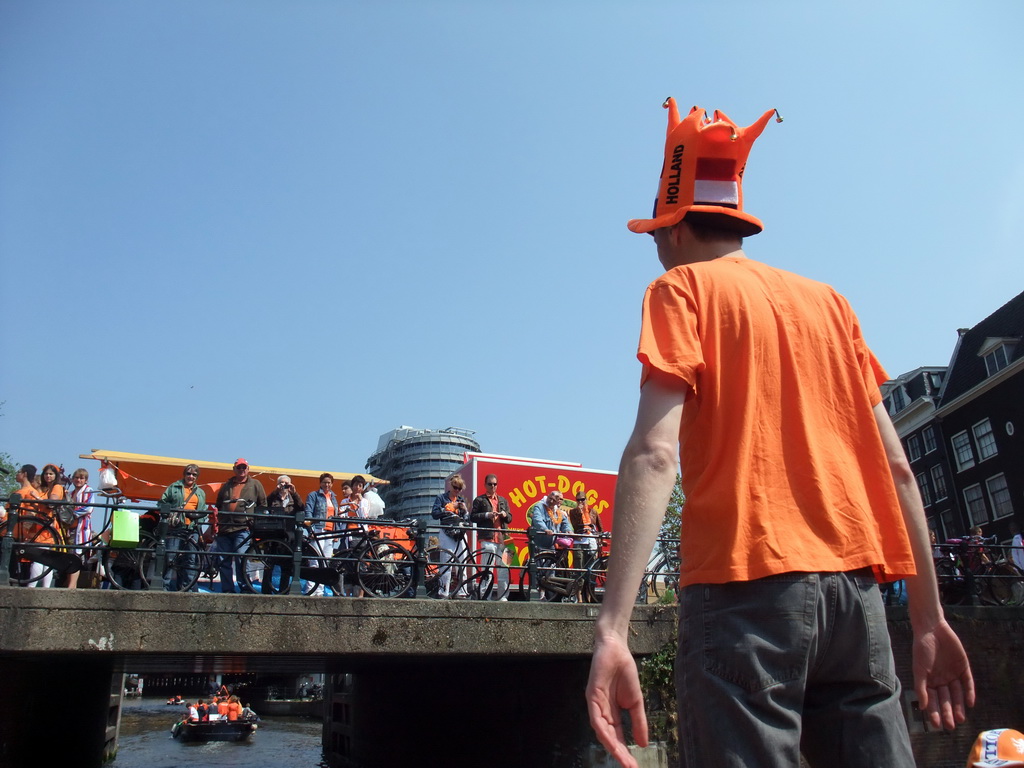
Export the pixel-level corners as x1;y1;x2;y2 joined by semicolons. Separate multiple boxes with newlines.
350;475;366;486
684;213;745;244
184;464;200;476
485;474;498;484
19;464;36;482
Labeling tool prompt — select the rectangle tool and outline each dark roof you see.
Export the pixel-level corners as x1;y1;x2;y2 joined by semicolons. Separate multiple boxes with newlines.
938;291;1024;405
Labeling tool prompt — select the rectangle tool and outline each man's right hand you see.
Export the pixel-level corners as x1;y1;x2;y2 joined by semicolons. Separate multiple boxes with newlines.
586;634;648;768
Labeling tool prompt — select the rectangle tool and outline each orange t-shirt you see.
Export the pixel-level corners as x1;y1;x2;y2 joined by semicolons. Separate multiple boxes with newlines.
11;486;46;541
44;484;65;521
638;256;915;587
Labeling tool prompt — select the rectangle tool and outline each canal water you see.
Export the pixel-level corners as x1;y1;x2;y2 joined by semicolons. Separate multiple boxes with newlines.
111;698;327;768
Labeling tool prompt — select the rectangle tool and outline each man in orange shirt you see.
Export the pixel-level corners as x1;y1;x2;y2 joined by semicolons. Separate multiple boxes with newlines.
586;99;974;768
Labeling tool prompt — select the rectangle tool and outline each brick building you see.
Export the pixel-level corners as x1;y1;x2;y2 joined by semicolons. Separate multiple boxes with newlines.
881;290;1024;544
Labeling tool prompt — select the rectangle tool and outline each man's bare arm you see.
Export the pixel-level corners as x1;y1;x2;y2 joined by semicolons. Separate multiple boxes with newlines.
873;402;975;729
587;371;687;767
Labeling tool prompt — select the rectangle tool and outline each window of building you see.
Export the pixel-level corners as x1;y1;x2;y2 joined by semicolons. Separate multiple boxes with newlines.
940;509;956;540
951;431;975;471
973;419;997;461
915;472;932;506
963;484;988;526
907;435;922;462
889;387;907;414
986;474;1013;519
930;464;948;500
983;344;1013;377
923;426;937;454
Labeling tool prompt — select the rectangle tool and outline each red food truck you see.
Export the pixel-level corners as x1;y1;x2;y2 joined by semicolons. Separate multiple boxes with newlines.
452;452;617;571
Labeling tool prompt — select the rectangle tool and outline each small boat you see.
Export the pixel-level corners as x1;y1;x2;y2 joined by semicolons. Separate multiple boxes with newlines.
171;719;258;742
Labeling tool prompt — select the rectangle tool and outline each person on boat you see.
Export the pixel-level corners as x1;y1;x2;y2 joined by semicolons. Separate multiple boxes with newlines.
241;703;258;721
217;696;230;719
227;695;242;721
197;699;210;721
188;701;200;722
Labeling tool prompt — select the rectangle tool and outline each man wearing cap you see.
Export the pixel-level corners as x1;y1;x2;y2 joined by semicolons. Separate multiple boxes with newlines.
214;458;267;593
569;491;602;566
586;99;974;768
470;473;512;600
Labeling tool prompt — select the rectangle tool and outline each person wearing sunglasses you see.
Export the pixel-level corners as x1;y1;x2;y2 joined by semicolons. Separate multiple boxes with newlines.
471;474;512;600
159;465;206;591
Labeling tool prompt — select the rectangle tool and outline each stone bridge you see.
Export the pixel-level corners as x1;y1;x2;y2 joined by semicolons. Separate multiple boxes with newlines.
0;589;676;767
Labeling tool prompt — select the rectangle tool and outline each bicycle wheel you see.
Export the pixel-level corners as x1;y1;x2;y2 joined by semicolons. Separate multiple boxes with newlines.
104;531;157;590
1;516;66;587
985;561;1024;606
299;539;333;596
468;547;509;601
524;551;562;602
163;532;202;592
585;555;648;605
647;557;680;604
934;558;966;605
424;546;457;598
462;548;498;600
358;540;413;598
241;538;294;594
586;555;610;603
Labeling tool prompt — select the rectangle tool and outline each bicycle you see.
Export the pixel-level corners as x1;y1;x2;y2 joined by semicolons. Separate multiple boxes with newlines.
0;501;77;586
241;514;415;598
644;537;680;603
424;532;510;601
239;507;328;596
519;534;601;603
935;536;1024;606
103;507;209;591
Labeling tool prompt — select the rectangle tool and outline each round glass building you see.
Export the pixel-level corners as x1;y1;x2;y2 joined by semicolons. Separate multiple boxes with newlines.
365;426;481;523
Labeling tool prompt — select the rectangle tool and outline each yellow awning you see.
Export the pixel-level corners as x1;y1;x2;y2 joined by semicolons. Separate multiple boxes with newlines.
79;449;388;503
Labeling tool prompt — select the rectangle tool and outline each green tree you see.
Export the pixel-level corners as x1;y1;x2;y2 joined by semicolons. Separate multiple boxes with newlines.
0;452;16;500
659;473;684;542
0;403;17;500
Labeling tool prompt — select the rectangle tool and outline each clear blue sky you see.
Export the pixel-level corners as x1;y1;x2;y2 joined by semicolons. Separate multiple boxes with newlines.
2;1;1022;483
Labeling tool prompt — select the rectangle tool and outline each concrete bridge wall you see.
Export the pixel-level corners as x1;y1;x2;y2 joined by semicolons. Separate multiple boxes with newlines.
2;591;1021;768
0;590;674;767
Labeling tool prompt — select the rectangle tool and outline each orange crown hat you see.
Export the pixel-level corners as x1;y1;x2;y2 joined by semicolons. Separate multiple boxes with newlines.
967;729;1024;768
627;98;782;236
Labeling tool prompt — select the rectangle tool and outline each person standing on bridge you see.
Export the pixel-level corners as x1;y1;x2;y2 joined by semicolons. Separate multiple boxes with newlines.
214;458;267;593
432;475;470;599
586;98;974;768
471;473;512;601
570;490;602;568
528;491;572;551
10;465;45;586
160;464;206;591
